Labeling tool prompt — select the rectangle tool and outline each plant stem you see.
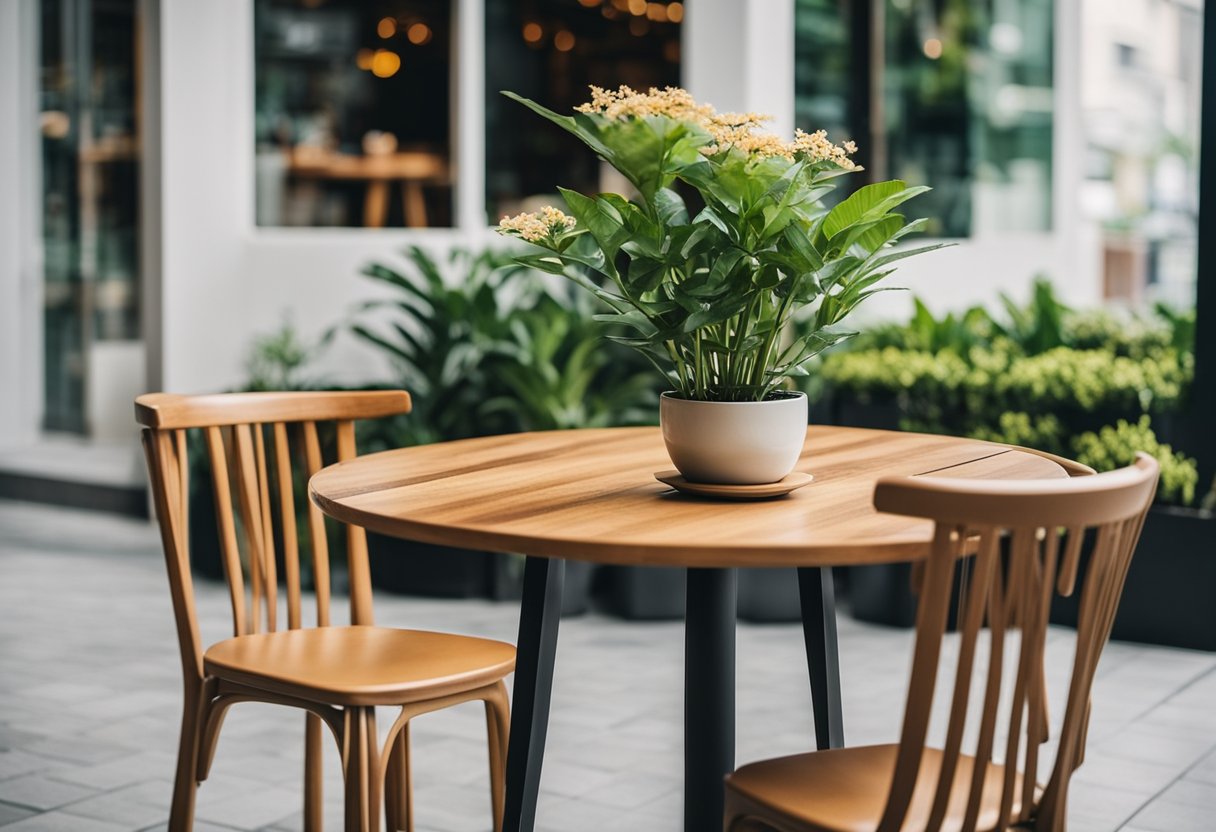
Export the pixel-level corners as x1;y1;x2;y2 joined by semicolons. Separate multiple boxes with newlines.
666;340;690;396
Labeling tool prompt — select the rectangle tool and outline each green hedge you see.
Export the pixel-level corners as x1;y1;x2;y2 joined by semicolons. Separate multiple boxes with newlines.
817;280;1202;505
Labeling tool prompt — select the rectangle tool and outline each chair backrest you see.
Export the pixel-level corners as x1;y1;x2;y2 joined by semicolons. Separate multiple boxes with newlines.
136;391;412;684
870;454;1159;832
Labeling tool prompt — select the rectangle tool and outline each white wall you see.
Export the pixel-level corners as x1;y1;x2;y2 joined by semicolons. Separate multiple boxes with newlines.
686;0;795;138
0;0;41;448
156;0;490;395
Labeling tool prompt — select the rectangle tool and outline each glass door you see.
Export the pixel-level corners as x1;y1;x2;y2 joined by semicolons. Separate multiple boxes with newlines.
39;0;141;434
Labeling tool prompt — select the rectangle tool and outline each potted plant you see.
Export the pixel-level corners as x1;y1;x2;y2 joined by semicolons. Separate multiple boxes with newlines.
495;85;940;484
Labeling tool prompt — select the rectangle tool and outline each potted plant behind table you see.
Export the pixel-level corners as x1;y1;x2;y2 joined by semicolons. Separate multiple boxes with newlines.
495;85;942;619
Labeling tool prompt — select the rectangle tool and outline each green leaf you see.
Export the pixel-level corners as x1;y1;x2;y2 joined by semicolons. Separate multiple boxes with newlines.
842;215;904;254
654;188;690;226
822;180;906;239
559;188;630;267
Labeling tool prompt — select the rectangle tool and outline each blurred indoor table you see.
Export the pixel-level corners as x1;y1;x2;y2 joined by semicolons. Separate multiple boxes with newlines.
310;425;1069;832
287;147;448;227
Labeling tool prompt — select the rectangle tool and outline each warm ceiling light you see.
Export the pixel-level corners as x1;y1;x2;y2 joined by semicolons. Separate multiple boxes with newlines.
602;5;619;18
370;49;401;78
554;30;576;51
629;16;649;35
628;0;647;15
646;3;666;21
667;2;684;23
611;0;630;10
355;47;374;69
663;39;680;62
377;16;397;38
407;22;432;44
522;21;544;43
922;37;943;59
577;0;601;6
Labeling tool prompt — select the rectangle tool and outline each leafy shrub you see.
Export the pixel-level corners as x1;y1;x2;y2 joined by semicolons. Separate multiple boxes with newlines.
245;320;324;391
818;278;1200;506
1072;417;1199;506
993;347;1190;413
344;246;660;448
968;412;1066;456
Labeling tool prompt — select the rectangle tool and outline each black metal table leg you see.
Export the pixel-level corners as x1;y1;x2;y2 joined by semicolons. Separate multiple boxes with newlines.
503;557;564;832
798;566;844;749
684;567;736;832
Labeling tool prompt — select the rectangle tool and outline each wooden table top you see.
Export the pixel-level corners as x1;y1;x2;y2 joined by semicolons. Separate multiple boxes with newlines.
309;426;1070;568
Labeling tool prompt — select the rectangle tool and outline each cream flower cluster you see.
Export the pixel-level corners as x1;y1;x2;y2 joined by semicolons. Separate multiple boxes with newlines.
574;85;858;167
575;84;715;123
791;129;859;169
497;206;577;242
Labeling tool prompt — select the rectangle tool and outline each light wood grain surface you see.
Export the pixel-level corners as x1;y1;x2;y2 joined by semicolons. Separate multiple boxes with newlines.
309;426;1070;568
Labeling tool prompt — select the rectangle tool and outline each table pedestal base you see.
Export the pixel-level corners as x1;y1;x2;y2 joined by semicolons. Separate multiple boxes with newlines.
685;568;738;831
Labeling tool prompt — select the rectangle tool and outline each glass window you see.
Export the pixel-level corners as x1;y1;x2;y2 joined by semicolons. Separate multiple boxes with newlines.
254;0;453;228
795;0;1054;238
40;0;142;433
884;0;1053;237
1081;0;1203;308
794;0;854;167
485;0;683;225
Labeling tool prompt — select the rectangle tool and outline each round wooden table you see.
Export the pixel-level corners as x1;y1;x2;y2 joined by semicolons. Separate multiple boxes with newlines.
310;426;1069;832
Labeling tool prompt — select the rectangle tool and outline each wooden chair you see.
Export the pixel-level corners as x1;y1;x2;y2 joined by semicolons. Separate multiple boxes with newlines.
724;454;1160;832
136;391;515;832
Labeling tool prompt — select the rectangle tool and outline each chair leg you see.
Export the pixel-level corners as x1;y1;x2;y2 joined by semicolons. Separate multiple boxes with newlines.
169;685;206;832
484;681;510;832
305;712;324;832
341;707;378;832
384;724;412;832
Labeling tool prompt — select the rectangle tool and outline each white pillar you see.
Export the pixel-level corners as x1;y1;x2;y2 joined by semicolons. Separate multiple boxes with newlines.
0;0;42;447
455;0;488;232
685;0;796;139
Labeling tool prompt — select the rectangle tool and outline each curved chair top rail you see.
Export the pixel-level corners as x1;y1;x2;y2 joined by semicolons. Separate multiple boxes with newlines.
874;453;1157;528
135;390;412;430
1004;444;1096;478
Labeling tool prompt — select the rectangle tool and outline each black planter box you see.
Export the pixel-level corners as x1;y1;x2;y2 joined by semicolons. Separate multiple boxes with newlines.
847;562;919;628
737;568;803;622
369;534;494;598
830;399;902;431
1051;506;1216;651
484;556;596;617
369;535;595;617
599;565;687;620
848;507;1215;652
601;565;813;622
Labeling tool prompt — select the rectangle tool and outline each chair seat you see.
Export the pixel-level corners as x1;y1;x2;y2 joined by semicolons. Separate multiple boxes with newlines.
204;626;516;707
726;744;1032;832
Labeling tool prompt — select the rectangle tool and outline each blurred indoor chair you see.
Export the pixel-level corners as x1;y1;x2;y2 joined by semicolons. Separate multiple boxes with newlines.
724;454;1159;832
136;391;514;832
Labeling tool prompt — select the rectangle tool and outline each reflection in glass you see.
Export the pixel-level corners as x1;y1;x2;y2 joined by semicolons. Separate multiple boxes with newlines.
794;0;1054;239
1080;0;1203;307
40;0;142;433
485;0;682;224
254;0;452;228
794;0;854;167
883;0;1053;237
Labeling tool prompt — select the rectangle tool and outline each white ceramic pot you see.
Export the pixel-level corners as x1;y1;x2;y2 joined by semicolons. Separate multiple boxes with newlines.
659;391;808;484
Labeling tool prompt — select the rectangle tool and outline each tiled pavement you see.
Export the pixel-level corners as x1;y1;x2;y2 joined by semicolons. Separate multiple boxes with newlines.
1;500;1215;832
